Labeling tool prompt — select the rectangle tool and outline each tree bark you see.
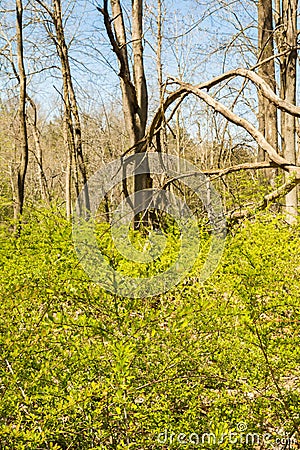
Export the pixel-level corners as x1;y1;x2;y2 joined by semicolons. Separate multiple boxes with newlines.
14;0;28;230
157;0;163;103
257;0;278;182
131;0;152;226
36;0;90;218
275;0;298;223
101;0;152;228
27;96;49;202
53;0;90;217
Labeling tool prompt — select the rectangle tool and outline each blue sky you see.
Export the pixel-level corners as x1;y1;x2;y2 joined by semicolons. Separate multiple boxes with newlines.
0;0;258;116
2;0;297;145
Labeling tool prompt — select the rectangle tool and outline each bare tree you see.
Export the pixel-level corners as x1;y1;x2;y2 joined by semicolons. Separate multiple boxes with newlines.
283;0;298;223
99;0;152;227
14;0;28;229
274;0;299;223
34;0;90;218
1;0;298;227
257;0;278;178
26;96;49;203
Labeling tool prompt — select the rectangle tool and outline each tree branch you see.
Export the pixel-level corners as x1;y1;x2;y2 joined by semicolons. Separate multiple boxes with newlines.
147;79;300;176
229;176;300;222
185;68;300;118
97;1;138;113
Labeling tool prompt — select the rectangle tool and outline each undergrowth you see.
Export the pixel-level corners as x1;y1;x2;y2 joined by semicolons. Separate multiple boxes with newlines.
0;208;299;449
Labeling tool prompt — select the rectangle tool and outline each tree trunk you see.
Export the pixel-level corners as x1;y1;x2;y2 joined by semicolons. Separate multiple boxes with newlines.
275;0;298;223
157;0;163;103
53;0;90;217
257;0;278;182
15;0;28;231
27;96;49;202
131;0;152;226
36;0;90;217
101;0;152;228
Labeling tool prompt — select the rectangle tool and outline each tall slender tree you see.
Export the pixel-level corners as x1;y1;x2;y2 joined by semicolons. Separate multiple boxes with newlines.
275;0;299;223
100;0;152;227
14;0;28;229
35;0;90;218
257;0;278;177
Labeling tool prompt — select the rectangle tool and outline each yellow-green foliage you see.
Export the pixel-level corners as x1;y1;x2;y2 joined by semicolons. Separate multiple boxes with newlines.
0;209;299;449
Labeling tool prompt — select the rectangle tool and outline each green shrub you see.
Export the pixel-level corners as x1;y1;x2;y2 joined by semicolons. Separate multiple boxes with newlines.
0;209;299;449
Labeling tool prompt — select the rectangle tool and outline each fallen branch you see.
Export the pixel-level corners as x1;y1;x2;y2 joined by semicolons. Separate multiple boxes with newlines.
162;161;274;190
228;176;300;222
